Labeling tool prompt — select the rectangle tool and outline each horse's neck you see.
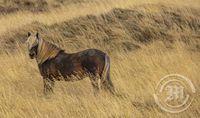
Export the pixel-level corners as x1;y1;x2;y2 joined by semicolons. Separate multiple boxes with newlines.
36;39;61;64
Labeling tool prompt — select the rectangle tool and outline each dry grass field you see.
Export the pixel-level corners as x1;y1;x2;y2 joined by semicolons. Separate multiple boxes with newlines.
0;0;200;117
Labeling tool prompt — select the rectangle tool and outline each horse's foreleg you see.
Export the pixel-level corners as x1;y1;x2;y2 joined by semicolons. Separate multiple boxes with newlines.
43;77;55;95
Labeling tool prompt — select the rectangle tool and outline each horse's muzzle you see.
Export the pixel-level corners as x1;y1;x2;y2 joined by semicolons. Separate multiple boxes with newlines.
29;52;35;59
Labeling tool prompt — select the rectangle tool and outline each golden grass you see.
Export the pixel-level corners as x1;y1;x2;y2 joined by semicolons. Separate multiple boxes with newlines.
0;0;199;36
0;0;200;117
0;41;199;117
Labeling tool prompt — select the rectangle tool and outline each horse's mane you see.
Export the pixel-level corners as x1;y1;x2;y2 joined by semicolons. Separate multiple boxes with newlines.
37;39;62;64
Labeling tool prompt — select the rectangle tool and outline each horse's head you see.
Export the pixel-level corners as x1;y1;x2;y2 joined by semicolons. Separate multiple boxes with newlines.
26;32;39;59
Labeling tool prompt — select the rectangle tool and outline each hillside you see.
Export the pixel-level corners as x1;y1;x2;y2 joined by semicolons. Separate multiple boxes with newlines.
1;4;200;53
0;0;90;14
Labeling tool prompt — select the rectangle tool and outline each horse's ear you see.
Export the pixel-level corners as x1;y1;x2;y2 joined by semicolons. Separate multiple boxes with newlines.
36;32;39;39
28;32;31;37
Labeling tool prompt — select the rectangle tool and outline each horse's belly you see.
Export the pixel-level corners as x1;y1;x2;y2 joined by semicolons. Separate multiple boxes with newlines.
54;71;86;82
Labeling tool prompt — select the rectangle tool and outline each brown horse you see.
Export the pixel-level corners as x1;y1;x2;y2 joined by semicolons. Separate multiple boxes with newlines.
26;32;115;95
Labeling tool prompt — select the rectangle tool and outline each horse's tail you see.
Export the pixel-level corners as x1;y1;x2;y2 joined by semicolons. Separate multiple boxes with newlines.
101;54;115;94
101;54;110;80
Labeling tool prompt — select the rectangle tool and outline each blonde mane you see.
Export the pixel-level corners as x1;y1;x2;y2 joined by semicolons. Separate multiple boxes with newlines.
36;39;61;64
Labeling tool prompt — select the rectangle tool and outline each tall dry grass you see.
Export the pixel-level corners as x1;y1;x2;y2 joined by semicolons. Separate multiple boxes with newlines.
0;0;200;117
0;41;199;118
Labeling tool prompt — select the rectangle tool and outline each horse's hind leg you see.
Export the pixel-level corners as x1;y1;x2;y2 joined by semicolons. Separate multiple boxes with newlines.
43;77;55;95
101;72;115;94
90;75;101;96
